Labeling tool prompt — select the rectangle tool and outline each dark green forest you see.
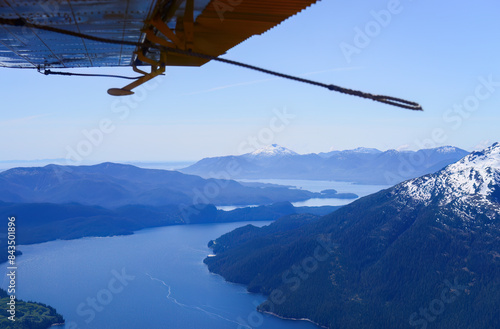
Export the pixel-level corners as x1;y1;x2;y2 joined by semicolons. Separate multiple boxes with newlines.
0;288;64;329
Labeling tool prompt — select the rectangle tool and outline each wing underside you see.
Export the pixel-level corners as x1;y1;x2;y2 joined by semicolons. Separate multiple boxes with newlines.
0;0;319;69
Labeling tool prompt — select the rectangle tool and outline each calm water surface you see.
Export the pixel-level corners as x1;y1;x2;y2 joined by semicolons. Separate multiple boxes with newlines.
1;222;320;329
217;179;391;210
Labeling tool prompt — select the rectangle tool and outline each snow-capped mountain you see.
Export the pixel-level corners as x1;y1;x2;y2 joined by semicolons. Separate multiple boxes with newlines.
395;142;500;220
247;144;298;157
318;147;382;158
329;147;382;155
350;147;382;154
435;145;464;153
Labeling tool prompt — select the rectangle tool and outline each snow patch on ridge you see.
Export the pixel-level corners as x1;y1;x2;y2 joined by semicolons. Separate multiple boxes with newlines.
395;143;500;218
250;144;298;157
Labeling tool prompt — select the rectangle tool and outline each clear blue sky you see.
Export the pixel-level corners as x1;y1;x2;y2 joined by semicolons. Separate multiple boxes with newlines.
1;0;499;163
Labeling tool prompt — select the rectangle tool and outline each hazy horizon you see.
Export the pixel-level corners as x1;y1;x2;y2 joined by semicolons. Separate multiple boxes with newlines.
0;142;488;165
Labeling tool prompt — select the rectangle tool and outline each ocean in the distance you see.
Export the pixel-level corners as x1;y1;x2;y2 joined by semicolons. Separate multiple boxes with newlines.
1;222;320;329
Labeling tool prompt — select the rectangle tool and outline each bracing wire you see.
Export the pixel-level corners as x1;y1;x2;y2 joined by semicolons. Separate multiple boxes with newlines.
37;68;143;80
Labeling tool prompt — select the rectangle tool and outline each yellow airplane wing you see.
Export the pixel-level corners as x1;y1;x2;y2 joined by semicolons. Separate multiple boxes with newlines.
0;0;318;68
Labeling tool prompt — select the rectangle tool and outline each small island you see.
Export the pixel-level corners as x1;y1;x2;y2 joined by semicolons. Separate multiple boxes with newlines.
319;189;358;199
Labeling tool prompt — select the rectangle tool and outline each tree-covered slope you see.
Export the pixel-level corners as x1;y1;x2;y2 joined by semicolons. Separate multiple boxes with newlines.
0;288;64;329
0;200;340;246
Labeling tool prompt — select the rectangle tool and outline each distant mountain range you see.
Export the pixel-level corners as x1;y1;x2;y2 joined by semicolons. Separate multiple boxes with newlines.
0;162;340;208
0;161;351;257
181;144;469;185
205;142;500;329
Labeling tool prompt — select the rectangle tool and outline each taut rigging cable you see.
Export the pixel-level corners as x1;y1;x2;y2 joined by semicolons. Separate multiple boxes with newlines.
37;68;144;80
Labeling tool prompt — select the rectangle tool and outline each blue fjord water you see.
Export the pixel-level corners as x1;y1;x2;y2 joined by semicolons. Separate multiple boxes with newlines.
217;179;391;210
1;222;320;329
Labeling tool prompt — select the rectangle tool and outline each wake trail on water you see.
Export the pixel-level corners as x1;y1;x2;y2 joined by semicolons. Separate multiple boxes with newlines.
145;273;252;329
187;247;209;254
